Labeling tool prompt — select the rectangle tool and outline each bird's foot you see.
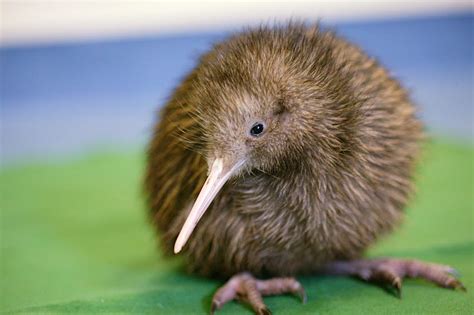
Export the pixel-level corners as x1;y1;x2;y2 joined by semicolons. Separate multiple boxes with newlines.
210;272;306;315
321;258;466;297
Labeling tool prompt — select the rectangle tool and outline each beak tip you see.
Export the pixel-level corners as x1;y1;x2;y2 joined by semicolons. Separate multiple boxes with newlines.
173;242;182;254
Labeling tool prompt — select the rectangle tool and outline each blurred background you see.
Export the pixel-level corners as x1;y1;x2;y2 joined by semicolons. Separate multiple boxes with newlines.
1;0;472;165
1;1;473;314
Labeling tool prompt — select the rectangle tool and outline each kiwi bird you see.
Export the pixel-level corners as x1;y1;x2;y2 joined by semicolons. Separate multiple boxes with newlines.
145;23;465;314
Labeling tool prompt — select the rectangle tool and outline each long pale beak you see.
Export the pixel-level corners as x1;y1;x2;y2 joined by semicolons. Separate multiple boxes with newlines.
174;158;242;254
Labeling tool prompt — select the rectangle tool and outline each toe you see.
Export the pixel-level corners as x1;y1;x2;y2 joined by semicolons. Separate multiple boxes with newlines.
392;276;402;289
368;267;404;298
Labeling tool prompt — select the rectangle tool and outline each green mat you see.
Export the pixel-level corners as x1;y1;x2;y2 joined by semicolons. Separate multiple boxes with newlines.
1;139;473;314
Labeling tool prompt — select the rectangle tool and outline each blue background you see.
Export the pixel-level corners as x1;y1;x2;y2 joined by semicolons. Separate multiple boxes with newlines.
1;12;472;164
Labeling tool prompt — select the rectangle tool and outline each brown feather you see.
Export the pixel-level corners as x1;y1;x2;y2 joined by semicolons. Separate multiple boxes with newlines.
144;23;423;279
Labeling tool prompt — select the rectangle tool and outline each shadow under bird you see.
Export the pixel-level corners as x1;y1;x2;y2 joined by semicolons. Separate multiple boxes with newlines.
145;23;465;314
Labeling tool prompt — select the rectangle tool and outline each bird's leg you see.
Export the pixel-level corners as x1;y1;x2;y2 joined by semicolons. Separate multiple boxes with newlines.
210;272;306;315
320;258;466;296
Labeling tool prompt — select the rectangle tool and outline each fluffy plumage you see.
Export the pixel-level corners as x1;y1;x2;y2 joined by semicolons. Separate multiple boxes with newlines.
145;23;423;279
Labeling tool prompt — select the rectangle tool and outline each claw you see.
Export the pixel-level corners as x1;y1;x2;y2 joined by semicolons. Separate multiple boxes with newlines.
210;301;218;315
295;286;307;304
258;307;272;315
447;279;467;292
392;277;402;289
392;276;402;298
458;283;467;292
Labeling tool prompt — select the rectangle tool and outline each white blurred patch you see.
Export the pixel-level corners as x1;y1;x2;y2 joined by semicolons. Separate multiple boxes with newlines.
1;0;471;47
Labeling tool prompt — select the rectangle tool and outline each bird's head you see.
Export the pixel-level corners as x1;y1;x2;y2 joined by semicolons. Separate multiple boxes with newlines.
174;25;354;253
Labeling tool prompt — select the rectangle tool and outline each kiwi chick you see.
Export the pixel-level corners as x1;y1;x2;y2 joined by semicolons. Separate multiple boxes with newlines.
145;23;464;314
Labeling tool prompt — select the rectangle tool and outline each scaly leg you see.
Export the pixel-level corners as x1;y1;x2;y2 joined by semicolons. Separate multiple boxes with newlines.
210;272;306;315
320;258;466;297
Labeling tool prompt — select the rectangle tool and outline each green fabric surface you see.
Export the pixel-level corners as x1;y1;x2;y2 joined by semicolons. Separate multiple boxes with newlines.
1;139;473;314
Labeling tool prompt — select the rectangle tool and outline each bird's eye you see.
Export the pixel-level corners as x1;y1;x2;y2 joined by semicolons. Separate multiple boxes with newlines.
250;122;265;137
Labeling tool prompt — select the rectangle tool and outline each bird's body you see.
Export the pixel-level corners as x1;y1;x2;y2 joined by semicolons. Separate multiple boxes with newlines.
145;24;462;313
